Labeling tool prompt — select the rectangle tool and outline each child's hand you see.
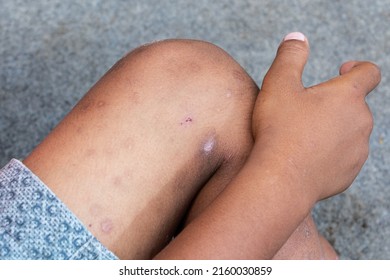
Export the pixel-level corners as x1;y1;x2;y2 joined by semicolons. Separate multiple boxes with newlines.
252;32;381;202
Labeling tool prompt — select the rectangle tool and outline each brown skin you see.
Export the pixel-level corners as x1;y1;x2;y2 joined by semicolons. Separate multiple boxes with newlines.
23;35;380;260
155;36;380;259
23;39;260;259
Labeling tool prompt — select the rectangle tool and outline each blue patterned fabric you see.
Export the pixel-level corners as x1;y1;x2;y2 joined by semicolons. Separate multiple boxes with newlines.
0;159;118;260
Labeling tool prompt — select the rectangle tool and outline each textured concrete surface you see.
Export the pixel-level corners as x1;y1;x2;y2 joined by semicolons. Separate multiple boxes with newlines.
0;0;389;259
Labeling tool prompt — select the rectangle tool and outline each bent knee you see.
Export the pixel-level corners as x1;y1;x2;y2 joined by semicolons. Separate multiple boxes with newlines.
106;39;259;157
115;39;258;102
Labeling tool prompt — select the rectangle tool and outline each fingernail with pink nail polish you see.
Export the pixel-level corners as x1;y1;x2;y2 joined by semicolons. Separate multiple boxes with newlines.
284;32;306;42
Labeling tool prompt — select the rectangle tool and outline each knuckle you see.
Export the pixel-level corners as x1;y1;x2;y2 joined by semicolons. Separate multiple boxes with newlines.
354;143;370;171
362;108;374;133
366;116;374;133
354;102;374;134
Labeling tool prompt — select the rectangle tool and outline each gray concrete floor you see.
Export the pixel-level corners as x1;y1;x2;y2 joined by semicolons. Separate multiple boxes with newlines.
1;0;389;259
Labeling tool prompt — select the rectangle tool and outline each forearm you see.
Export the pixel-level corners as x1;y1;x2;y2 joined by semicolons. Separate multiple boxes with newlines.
154;144;315;259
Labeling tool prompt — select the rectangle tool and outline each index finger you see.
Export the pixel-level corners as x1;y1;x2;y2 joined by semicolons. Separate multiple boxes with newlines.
338;61;381;97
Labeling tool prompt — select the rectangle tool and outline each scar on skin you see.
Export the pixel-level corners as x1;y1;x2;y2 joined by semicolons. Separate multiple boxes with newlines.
203;136;216;154
226;89;233;98
97;100;106;108
100;219;114;234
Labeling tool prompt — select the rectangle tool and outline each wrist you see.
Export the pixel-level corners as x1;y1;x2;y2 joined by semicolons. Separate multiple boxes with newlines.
248;141;317;210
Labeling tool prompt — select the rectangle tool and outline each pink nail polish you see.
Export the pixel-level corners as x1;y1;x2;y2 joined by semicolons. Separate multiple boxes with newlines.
284;32;306;42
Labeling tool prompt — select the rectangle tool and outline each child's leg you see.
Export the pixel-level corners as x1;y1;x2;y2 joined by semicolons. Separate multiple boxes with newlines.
272;215;338;259
23;39;334;259
23;39;258;259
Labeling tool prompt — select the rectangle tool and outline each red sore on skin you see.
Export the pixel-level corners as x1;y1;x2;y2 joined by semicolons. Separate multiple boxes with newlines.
180;116;193;126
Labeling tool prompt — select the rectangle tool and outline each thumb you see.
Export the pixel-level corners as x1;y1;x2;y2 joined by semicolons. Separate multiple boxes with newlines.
262;32;310;93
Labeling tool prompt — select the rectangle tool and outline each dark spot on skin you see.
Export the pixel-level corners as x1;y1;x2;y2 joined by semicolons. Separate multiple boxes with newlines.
167;58;201;77
85;149;96;158
113;176;122;187
88;224;92;228
180;117;193;126
188;62;201;73
79;102;92;113
76;94;95;114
